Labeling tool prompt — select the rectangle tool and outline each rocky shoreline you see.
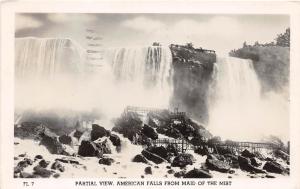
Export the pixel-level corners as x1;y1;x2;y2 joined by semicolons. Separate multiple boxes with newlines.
14;109;290;179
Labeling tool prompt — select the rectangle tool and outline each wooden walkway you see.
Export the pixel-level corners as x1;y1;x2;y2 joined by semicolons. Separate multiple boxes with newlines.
150;138;279;154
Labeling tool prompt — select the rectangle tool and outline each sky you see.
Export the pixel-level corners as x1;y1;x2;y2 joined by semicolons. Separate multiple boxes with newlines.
15;13;289;55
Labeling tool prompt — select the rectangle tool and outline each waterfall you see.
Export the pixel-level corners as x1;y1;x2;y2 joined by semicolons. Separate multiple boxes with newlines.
208;56;288;142
101;46;173;111
15;37;174;117
15;37;85;79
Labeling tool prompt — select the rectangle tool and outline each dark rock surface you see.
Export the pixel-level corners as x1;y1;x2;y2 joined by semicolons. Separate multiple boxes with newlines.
184;168;213;178
91;124;109;141
132;154;148;164
171;153;194;168
99;157;115;166
144;166;152;175
241;149;256;159
238;156;266;173
141;150;166;164
59;135;72;145
205;158;230;173
141;124;158;140
51;161;65;172
109;134;121;146
39;159;50;168
263;161;285;174
33;165;52;178
78;140;102;157
194;146;209;156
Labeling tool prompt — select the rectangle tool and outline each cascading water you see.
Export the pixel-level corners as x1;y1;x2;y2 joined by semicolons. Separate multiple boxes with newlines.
15;37;85;79
209;56;289;142
15;37;174;119
104;46;173;109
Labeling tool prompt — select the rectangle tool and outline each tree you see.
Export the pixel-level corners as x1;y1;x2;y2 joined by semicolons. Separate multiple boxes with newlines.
275;28;290;47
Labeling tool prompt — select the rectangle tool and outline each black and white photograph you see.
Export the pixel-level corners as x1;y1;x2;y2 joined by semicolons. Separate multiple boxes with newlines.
11;12;292;180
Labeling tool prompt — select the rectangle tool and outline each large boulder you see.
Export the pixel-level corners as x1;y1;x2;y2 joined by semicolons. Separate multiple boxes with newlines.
95;139;112;154
98;157;114;166
40;134;65;154
171;153;194;168
14;122;46;139
109;134;121;146
132;154;148;164
238;156;266;173
205;158;231;173
91;124;109;141
112;112;143;142
78;140;102;157
241;149;256;158
144;166;152;175
58;135;72;145
157;126;182;139
147;146;169;160
141;124;158;140
194;146;209;156
263;161;285;174
141;150;166;164
184;168;212;178
51;161;65;172
73;130;83;140
250;157;262;167
33;165;52;178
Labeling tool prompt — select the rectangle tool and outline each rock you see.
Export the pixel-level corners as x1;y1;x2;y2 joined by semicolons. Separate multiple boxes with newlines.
55;158;79;165
144;166;152;175
99;157;114;166
205;158;230;173
263;161;285;174
253;151;265;160
141;150;166;164
147;146;169;160
266;174;276;178
171;153;194;168
194;146;209;156
39;159;50;168
14;157;19;160
167;169;175;174
141;124;158;140
78;140;102;157
14;122;46;139
112;112;143;142
33;165;52;178
238;156;266;173
109;134;121;146
229;170;235;174
20;172;35;178
174;171;186;178
250;157;261;167
17;160;29;169
132;154;148;164
34;155;43;160
51;161;65;172
53;173;60;178
91;124;109;141
273;149;289;161
95;139;112;154
216;146;233;155
59;135;72;145
24;158;34;165
166;144;179;156
73;130;83;140
165;127;182;139
40;134;65;154
18;153;26;157
241;149;255;158
184;168;213;178
14;166;22;173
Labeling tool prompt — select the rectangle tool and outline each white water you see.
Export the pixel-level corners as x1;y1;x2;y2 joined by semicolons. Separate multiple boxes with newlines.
208;56;289;142
15;38;173;119
15;37;85;79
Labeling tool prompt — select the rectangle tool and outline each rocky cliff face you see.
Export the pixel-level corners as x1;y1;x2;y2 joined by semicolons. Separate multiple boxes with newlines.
169;45;216;124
